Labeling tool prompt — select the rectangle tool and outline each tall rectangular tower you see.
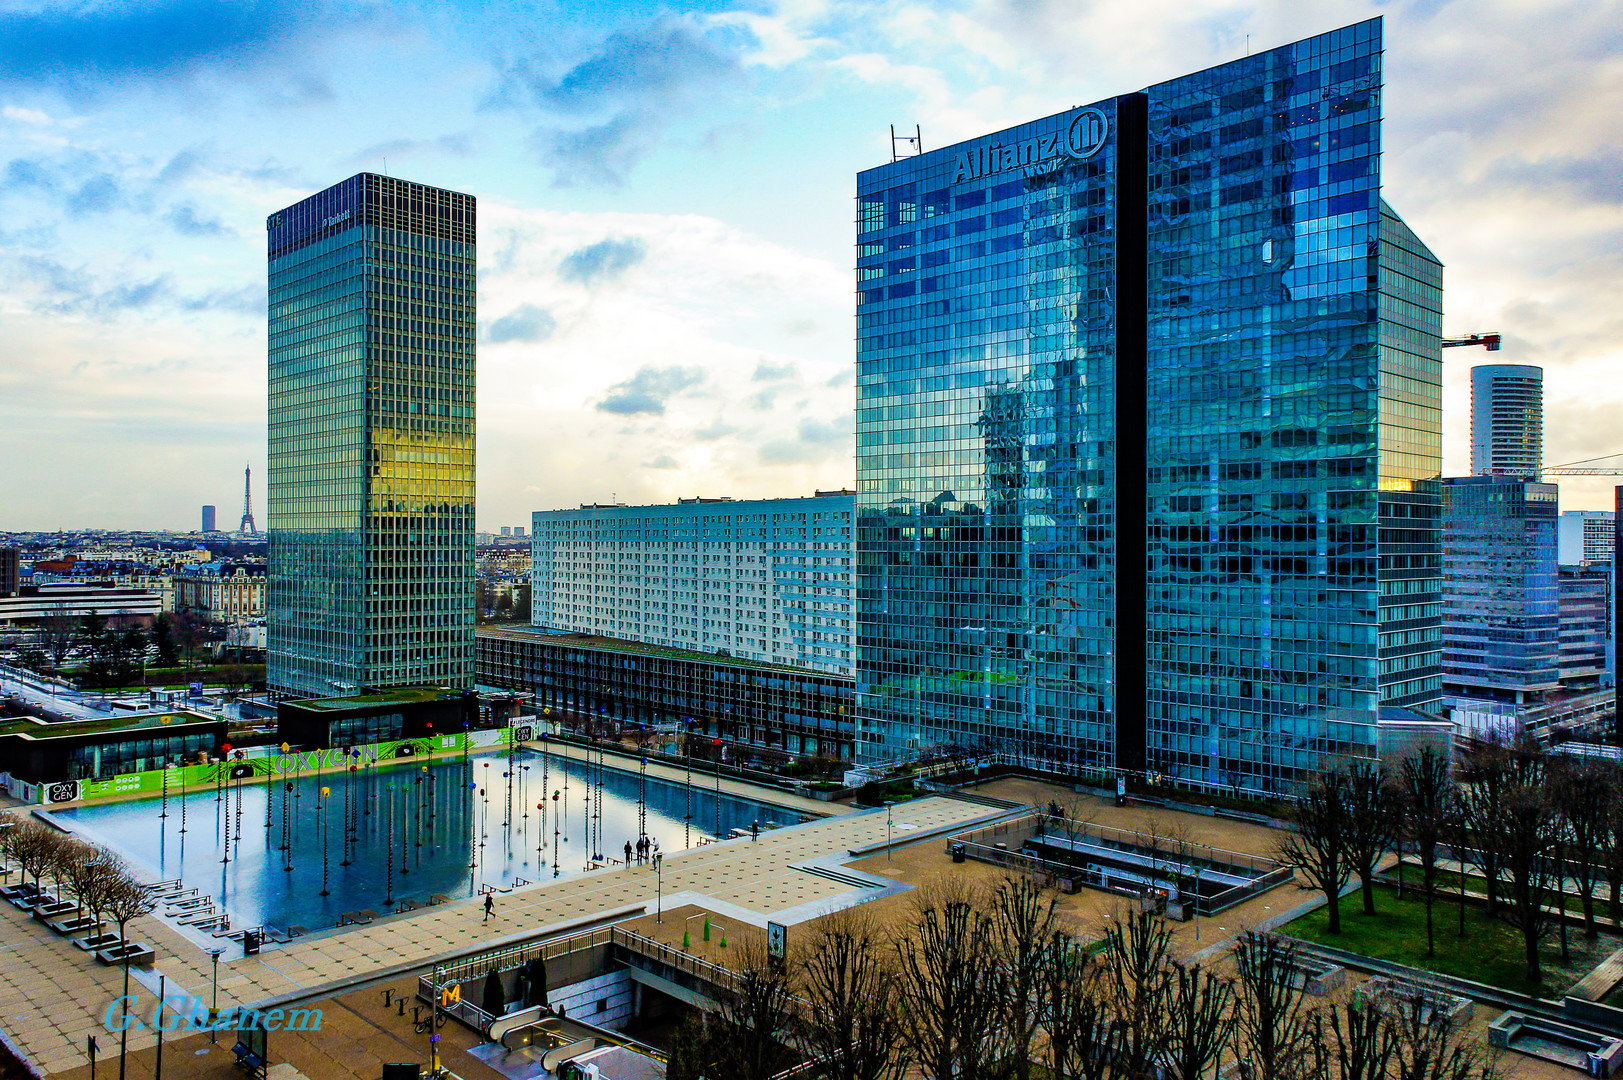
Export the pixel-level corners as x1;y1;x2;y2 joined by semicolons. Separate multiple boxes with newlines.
855;19;1441;792
266;173;476;699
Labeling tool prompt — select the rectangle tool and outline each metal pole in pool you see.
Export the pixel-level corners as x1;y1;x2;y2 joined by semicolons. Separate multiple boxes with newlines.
399;777;410;876
179;771;187;834
161;761;169;818
714;739;722;840
684;718;693;850
319;786;331;897
385;784;396;905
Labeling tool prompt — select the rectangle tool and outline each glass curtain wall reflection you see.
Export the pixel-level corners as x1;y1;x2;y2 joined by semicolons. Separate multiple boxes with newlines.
855;19;1443;793
267;174;476;698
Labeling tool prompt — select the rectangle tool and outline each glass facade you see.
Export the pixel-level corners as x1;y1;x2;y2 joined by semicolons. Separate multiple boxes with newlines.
477;627;856;760
267;173;476;698
1440;476;1560;704
855;18;1443;792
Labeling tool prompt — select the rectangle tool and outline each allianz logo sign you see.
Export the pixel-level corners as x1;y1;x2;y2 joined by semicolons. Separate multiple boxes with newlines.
951;107;1109;184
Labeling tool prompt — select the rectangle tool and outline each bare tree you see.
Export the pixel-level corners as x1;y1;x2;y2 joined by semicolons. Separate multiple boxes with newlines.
1315;999;1395;1080
75;850;127;939
1552;755;1613;938
1400;746;1455;957
989;876;1058;1079
6;819;64;898
1345;761;1396;917
1163;960;1233;1080
1036;934;1115;1080
797;910;908;1080
1231;931;1318;1080
1380;984;1504;1080
39;604;77;678
1101;907;1175;1077
1494;753;1561;983
1456;737;1518;916
1277;769;1352;933
892;881;1006;1080
104;871;156;1080
709;940;797;1080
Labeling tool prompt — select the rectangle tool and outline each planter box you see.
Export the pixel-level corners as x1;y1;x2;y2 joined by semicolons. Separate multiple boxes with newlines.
1359;976;1473;1026
73;933;122;951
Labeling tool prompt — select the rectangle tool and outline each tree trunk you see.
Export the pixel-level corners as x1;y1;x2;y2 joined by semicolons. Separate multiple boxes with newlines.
1360;873;1375;916
1326;890;1341;934
1583;887;1598;939
1524;922;1542;984
1424;887;1435;958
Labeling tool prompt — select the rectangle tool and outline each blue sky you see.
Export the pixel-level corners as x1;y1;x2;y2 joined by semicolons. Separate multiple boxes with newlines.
2;0;1620;530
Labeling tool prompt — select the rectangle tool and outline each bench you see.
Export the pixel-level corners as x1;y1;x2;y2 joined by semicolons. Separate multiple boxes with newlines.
1490;1012;1623;1076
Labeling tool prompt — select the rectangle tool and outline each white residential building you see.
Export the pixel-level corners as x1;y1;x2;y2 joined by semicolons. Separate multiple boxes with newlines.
532;492;854;676
1559;509;1616;567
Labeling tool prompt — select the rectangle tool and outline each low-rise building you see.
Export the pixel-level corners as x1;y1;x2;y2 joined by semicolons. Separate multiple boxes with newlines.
477;625;855;762
175;563;267;625
0;581;161;628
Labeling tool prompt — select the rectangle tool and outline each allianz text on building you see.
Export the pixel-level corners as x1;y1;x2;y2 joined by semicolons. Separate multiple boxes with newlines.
855;19;1442;793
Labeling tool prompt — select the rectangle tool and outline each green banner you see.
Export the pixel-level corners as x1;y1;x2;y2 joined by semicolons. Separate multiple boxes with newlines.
74;732;469;801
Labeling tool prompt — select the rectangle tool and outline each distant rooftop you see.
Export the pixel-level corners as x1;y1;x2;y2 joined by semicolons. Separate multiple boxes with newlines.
555;490;855;513
0;711;219;740
284;686;468;712
477;624;854;680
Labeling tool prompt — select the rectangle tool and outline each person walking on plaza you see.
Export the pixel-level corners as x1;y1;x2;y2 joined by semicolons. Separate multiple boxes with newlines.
624;840;633;865
484;894;495;921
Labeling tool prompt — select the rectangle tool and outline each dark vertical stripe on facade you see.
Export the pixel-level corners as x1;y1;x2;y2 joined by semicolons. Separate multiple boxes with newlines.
1615;486;1622;746
1113;92;1149;774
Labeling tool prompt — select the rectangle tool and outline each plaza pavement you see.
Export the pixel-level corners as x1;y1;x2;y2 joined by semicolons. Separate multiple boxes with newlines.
0;792;1008;1079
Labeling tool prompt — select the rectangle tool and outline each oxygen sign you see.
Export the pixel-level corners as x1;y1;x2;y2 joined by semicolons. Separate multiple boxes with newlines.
950;107;1109;184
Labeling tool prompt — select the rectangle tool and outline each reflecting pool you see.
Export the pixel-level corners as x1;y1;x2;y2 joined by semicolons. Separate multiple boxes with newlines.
52;747;802;932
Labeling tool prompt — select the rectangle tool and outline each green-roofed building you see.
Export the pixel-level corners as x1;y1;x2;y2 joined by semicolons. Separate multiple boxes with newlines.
275;685;478;749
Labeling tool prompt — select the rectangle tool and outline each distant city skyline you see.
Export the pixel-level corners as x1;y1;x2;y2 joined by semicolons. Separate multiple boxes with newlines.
1;0;1620;530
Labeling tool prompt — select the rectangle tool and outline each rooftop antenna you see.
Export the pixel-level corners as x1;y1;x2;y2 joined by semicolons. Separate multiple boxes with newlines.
890;125;923;162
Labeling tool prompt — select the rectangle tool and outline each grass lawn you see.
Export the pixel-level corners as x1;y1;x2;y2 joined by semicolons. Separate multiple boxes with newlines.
1283;882;1618;995
1389;860;1619;923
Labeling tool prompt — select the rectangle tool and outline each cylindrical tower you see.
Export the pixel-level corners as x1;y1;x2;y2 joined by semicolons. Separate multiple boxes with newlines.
1471;364;1543;478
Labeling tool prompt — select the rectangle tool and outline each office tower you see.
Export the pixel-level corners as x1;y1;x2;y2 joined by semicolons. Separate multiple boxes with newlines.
1470;364;1543;477
1557;564;1610;690
855;19;1441;790
531;493;854;676
266;173;476;699
1559;509;1616;567
0;547;17;598
1439;477;1559;720
201;505;217;533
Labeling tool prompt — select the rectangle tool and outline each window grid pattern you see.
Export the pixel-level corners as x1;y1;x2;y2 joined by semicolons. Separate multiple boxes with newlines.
268;173;476;699
531;497;854;676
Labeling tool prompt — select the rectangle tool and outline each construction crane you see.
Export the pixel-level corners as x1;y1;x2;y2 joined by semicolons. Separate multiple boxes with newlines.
1438;332;1623;478
1542;452;1623;479
1442;332;1502;351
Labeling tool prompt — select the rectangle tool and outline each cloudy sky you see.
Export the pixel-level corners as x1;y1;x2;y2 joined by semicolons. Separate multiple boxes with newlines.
1;0;1619;531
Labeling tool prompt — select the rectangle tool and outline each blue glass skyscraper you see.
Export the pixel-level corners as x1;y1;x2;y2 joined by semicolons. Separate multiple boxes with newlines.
855;19;1442;792
267;174;477;699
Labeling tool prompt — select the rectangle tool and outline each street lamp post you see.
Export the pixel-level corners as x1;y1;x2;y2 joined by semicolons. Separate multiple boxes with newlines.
209;948;223;1044
653;851;663;923
887;802;894;861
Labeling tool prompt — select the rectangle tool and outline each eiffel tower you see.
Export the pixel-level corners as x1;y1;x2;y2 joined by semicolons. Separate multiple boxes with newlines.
239;462;257;534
